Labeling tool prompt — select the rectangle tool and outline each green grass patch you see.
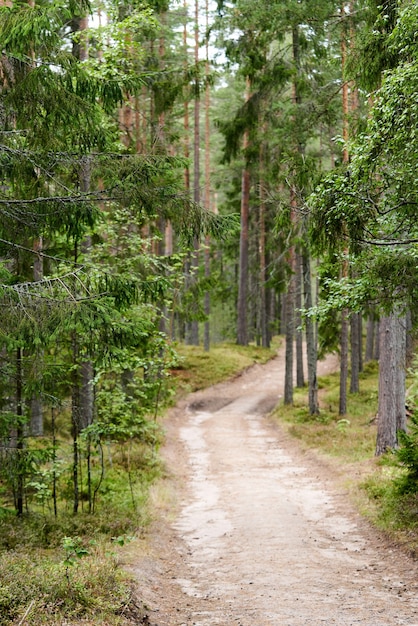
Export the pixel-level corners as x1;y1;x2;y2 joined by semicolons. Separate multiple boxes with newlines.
275;370;377;463
0;541;145;626
273;360;418;553
170;339;278;395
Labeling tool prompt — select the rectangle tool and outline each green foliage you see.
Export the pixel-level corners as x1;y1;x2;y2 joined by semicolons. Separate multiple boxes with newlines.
394;411;418;494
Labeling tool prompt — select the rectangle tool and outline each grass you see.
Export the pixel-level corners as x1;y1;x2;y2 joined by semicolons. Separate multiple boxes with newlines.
276;365;378;463
273;358;418;555
0;438;159;625
0;339;278;626
170;339;279;395
3;340;418;624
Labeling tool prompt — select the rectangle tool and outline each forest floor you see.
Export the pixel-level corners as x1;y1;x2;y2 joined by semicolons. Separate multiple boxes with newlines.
125;345;418;626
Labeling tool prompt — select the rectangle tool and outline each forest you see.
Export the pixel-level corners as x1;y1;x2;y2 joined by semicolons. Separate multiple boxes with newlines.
1;0;418;623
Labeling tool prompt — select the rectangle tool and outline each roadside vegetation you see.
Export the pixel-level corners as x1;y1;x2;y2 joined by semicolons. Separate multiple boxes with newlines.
3;340;418;625
172;340;278;395
0;341;276;626
273;358;418;557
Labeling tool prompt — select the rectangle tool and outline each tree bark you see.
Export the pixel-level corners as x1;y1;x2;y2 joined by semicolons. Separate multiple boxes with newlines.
237;131;250;345
339;5;350;415
365;315;375;362
284;252;295;405
303;250;319;414
374;319;380;360
350;312;360;393
16;347;24;516
295;251;304;387
188;0;200;346
376;311;406;455
259;140;269;347
203;0;211;352
339;308;349;415
30;236;43;436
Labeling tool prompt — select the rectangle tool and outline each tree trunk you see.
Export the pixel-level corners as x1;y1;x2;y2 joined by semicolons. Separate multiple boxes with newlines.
30;236;43;436
71;334;80;514
16;347;24;517
339;6;350;415
303;250;319;414
350;312;360;393
188;0;200;346
203;0;211;352
374;319;380;360
284;252;295;405
295;251;304;387
365;315;375;362
406;308;413;368
259;139;269;348
237;134;250;345
79;158;94;430
339;308;349;415
376;311;406;455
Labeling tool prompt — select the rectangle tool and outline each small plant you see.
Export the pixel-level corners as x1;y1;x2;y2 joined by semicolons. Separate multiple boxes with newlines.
336;418;350;433
62;536;89;582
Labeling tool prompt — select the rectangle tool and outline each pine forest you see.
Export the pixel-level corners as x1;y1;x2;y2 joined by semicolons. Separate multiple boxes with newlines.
1;0;418;622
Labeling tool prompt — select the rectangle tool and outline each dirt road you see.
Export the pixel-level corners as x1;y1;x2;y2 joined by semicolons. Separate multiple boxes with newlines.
131;347;418;626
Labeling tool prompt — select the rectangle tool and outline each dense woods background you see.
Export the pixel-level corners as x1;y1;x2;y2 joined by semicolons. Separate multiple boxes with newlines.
1;0;418;572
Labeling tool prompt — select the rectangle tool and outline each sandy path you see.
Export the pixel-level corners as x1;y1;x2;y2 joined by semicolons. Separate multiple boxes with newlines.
131;347;418;626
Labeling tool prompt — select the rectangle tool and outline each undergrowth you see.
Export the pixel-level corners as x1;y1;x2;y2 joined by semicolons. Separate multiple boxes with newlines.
0;340;278;625
273;358;418;555
171;340;278;395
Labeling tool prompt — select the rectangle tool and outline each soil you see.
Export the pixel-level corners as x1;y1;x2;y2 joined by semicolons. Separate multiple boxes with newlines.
128;346;418;626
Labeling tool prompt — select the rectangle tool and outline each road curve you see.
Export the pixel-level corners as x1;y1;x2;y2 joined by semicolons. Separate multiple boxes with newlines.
131;348;418;626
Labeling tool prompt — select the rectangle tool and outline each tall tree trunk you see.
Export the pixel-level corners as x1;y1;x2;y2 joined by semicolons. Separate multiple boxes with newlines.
374;319;380;360
406;308;413;368
16;347;24;517
259;138;269;348
30;236;43;436
376;311;406;455
295;251;304;387
339;307;349;415
284;266;295;405
350;312;360;393
188;0;200;346
358;313;363;373
237;80;251;346
339;5;350;415
303;250;319;414
365;315;375;362
71;334;80;514
203;0;211;352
